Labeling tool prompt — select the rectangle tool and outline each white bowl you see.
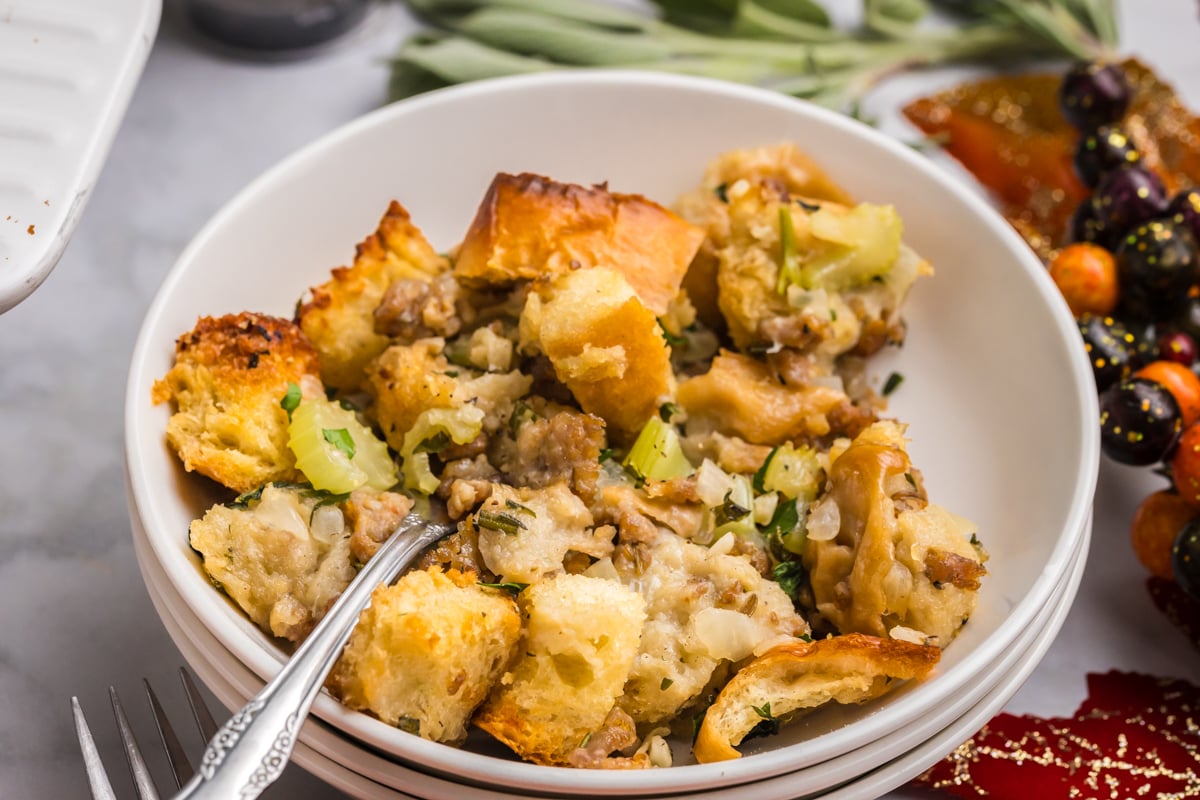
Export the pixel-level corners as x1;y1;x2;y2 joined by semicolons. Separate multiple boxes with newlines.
131;492;1090;799
125;71;1100;795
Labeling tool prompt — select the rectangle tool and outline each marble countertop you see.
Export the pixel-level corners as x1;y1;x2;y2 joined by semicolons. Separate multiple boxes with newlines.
2;1;1197;797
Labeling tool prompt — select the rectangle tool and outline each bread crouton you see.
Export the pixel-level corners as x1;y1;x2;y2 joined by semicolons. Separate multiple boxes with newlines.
188;485;360;642
677;350;853;445
297;201;447;391
693;634;940;763
365;339;532;452
152;312;321;493
473;484;613;585
803;421;987;645
519;268;673;433
328;568;521;744
454;173;705;315
675;143;854;332
605;525;808;726
474;573;646;765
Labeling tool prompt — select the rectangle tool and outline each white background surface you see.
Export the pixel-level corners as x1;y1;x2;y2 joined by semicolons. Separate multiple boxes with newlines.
1;1;1197;797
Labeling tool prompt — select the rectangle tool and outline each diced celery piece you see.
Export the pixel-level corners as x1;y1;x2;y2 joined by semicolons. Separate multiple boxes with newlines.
623;416;694;482
775;205;802;295
757;444;824;502
400;406;485;494
799;203;902;291
288;399;398;494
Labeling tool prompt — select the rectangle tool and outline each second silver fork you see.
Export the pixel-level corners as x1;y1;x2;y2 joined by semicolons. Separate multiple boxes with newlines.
73;668;219;800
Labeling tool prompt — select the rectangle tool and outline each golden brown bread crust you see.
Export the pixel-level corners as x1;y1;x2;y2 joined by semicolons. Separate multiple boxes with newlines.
328;568;522;744
693;633;940;763
677;350;853;445
520;267;674;433
297;200;446;391
152;312;321;493
473;573;647;765
675;143;854;331
803;422;987;644
453;173;705;315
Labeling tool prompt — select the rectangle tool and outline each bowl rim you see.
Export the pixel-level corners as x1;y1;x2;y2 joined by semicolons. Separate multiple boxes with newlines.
131;480;1091;799
125;69;1100;792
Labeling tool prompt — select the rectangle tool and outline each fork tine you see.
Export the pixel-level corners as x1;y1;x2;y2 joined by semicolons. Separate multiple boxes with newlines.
144;678;194;788
109;687;161;800
72;697;118;800
179;666;219;741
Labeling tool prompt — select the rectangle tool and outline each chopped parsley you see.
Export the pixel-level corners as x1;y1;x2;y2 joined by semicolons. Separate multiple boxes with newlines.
714;183;729;203
795;198;822;212
658;319;687;347
882;372;904;397
322;428;356;459
280;382;301;420
712;490;751;527
414;430;451;454
661;677;674;691
598;447;617;463
659;401;682;422
761;497;800;540
771;560;806;601
800;633;814;643
752;447;779;493
396;717;421;735
745;702;780;740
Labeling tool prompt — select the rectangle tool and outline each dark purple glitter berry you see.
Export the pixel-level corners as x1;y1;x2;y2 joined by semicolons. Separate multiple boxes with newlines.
1059;61;1132;131
1099;377;1182;465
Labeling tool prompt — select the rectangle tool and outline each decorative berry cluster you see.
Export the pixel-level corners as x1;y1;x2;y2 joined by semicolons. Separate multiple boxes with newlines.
1050;61;1200;599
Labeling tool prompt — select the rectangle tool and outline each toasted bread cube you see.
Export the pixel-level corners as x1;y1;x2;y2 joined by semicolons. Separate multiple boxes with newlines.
474;574;646;765
804;421;986;644
693;634;939;763
677;350;853;445
454;173;705;316
365;339;532;451
675;143;854;331
328;568;521;744
298;201;447;391
474;484;613;585
520;268;673;433
151;312;322;493
188;485;359;642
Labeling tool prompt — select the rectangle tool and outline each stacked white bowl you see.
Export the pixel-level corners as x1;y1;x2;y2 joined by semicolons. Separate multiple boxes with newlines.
125;74;1100;799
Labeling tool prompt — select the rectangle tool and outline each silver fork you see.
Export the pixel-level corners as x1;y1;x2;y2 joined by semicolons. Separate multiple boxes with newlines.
75;510;451;799
72;668;219;800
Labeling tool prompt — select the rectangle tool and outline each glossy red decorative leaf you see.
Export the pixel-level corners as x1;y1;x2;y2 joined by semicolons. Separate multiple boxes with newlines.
911;671;1200;798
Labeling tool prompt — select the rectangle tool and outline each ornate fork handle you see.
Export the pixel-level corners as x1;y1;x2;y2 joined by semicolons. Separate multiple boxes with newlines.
174;512;452;799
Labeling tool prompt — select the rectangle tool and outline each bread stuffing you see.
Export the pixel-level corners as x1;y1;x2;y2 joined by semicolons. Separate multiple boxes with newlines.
156;145;986;768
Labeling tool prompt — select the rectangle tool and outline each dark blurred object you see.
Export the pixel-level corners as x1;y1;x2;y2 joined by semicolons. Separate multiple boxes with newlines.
183;0;369;53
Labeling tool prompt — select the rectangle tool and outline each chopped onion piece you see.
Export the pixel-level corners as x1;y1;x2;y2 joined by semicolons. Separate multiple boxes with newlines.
309;504;345;544
806;496;841;541
693;607;775;662
889;625;930;645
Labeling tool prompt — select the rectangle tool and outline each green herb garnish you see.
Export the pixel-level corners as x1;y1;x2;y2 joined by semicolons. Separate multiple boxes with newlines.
882;372;904;397
478;581;529;594
746;702;780;740
280;382;301;420
771;560;806;601
712;490;751;528
658;319;687;347
714;183;729;203
397;717;421;735
322;428;356;459
661;677;674;690
505;499;536;516
659;401;682;422
476;510;528;536
598;447;616;463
